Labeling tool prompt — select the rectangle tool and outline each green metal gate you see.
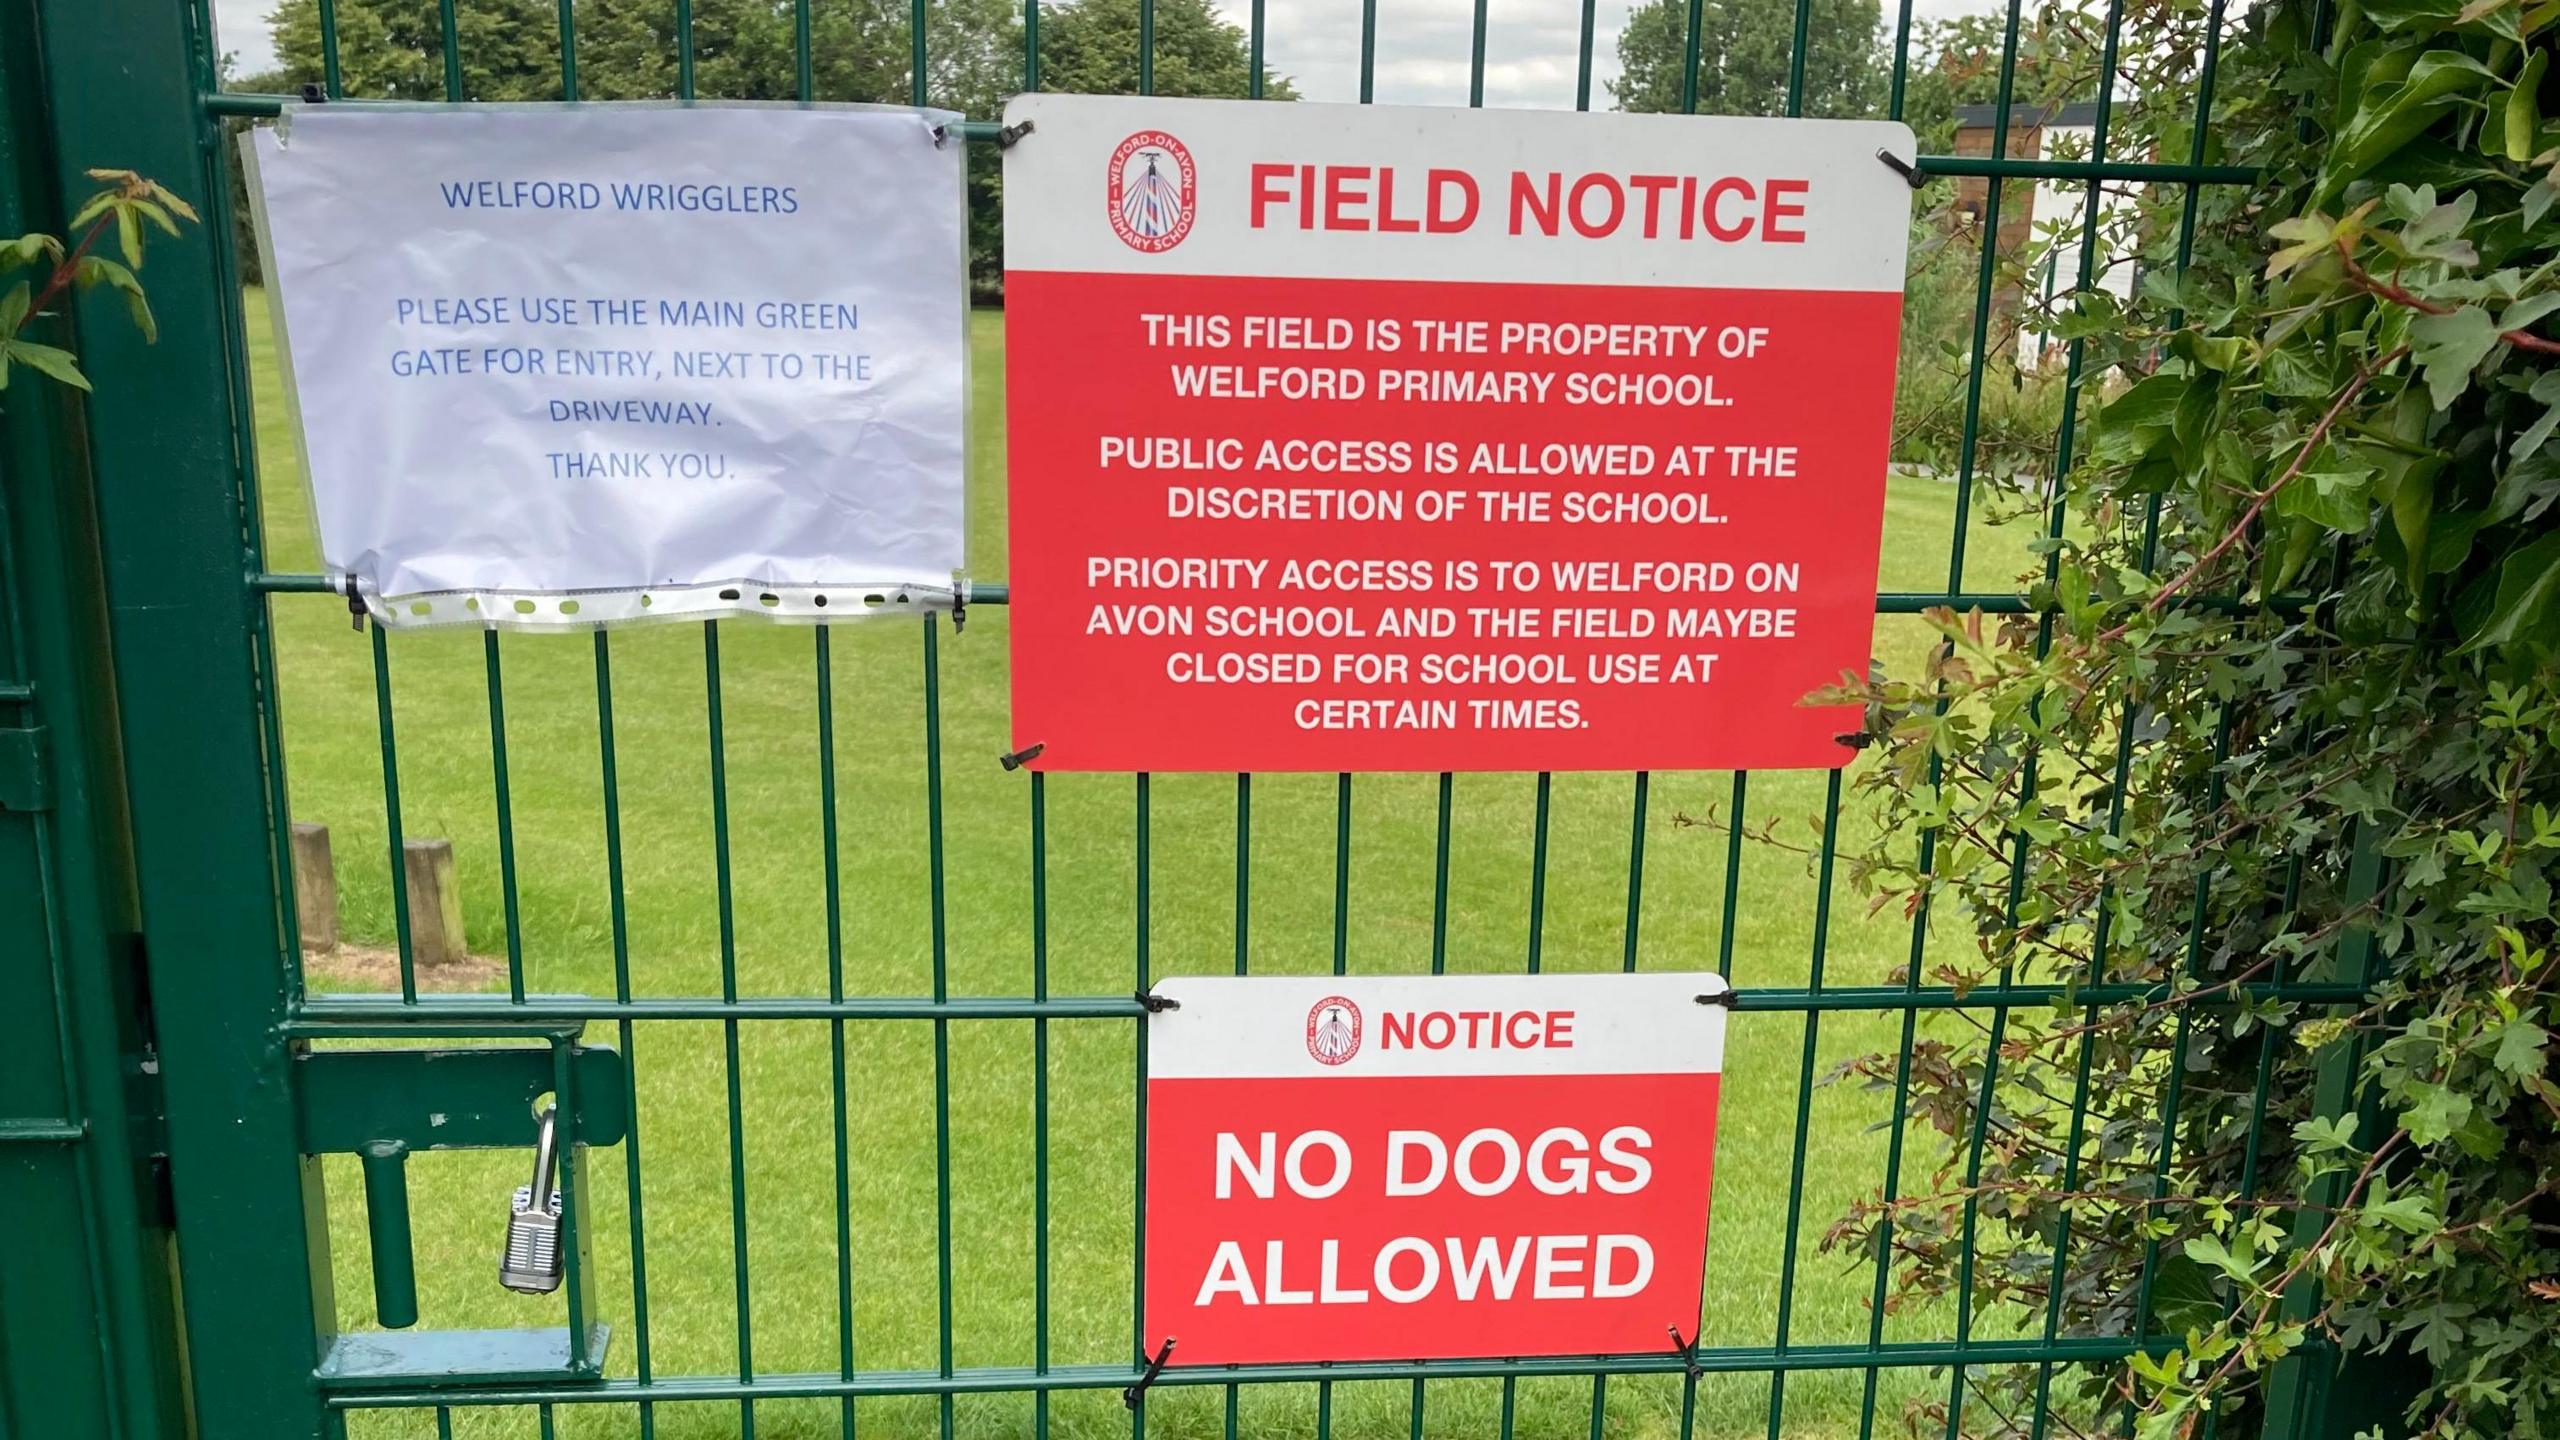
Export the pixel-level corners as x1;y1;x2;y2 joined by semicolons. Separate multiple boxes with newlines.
0;0;2386;1436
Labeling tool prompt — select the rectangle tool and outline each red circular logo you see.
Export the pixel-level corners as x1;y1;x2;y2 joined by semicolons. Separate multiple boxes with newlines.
1108;130;1196;254
1306;996;1362;1065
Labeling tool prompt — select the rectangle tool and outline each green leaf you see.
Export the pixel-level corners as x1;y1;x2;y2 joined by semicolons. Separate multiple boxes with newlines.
2510;50;2549;161
0;232;58;271
2150;1255;2225;1335
2391;459;2437;592
2460;529;2560;650
0;279;27;337
2400;188;2481;263
2402;1079;2476;1145
2276;468;2376;531
2088;372;2192;466
2268;211;2342;277
66;189;113;231
2321;51;2501;205
2409;304;2502;406
115;204;141;268
2492;1018;2549;1076
1;338;89;390
73;255;154;343
2511;371;2560;457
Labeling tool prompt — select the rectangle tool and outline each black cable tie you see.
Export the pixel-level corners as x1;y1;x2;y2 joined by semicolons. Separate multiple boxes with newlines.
1123;1336;1177;1408
1694;989;1739;1009
999;742;1045;772
1668;1325;1705;1381
1835;730;1876;750
1136;988;1181;1013
1875;148;1928;190
998;119;1036;148
930;123;950;148
300;82;327;104
342;574;367;632
950;586;968;634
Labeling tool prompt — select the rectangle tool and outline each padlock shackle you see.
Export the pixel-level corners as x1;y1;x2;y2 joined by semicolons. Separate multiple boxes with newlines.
526;1103;560;1208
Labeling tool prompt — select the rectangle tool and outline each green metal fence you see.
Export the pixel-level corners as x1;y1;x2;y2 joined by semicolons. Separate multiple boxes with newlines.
0;0;2379;1436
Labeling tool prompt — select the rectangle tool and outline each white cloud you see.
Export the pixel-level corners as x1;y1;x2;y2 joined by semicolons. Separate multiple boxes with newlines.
213;0;280;77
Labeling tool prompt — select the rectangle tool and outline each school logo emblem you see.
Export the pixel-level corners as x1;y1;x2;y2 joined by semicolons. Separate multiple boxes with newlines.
1108;130;1196;253
1305;996;1362;1066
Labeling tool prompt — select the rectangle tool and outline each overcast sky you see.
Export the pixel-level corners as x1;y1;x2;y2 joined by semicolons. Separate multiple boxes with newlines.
213;0;1990;109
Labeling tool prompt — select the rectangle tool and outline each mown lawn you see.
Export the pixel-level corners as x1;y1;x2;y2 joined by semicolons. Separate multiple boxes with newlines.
247;298;2050;1439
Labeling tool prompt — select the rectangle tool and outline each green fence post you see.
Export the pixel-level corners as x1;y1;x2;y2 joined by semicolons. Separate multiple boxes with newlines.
28;1;335;1435
0;9;190;1436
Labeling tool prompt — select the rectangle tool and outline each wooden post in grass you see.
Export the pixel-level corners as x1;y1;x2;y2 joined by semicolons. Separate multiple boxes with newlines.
402;838;467;968
290;822;338;953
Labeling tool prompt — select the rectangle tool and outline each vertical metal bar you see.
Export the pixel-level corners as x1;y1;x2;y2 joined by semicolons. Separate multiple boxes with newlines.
818;628;856;1440
552;1037;590;1371
1679;0;1702;112
925;619;956;1440
357;1146;416;1329
1332;774;1351;975
1131;771;1152;1439
593;632;655;1440
1526;773;1551;971
677;0;697;98
483;629;526;1002
705;622;755;1440
1032;772;1053;1437
910;0;929;105
1783;0;1811;115
1428;772;1452;975
796;0;814;101
1765;772;1842;1440
1138;0;1154;94
1320;773;1343;1440
1359;0;1377;102
437;0;462;99
556;0;578;97
1858;820;1935;1440
315;0;344;96
1622;772;1648;970
371;626;416;1002
1026;0;1043;91
1234;775;1252;975
1469;0;1488;106
1714;773;1747;979
2021;2;2127;1429
1228;771;1250;1440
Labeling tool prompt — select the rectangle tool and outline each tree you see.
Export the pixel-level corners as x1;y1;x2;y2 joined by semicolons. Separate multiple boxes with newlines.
1035;0;1295;99
1607;0;1884;120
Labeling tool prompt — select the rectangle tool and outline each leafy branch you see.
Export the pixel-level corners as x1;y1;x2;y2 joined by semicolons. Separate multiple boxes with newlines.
0;168;197;392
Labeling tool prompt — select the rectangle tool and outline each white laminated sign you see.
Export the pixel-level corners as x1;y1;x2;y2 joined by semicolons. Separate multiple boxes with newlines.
246;104;969;627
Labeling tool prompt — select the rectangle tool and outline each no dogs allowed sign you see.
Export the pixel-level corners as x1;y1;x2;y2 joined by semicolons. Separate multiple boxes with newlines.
1003;95;1915;771
1141;973;1728;1365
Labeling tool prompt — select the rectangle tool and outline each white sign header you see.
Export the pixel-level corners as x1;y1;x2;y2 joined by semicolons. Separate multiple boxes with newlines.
1147;972;1731;1079
1004;94;1915;291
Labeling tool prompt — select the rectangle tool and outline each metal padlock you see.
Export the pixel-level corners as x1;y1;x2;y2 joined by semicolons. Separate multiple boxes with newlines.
499;1103;564;1294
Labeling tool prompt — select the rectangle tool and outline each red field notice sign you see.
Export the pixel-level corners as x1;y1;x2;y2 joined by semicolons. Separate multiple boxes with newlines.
1002;95;1914;772
1141;973;1729;1366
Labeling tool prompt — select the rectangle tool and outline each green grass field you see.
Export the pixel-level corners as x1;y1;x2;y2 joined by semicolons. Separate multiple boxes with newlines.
246;300;2050;1439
